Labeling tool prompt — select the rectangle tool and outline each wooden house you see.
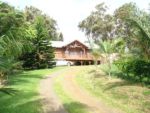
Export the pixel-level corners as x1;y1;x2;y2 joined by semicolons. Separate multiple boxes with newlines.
51;40;101;65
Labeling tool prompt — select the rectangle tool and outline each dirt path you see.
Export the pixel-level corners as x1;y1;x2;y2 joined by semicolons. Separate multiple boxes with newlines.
39;69;68;113
62;67;123;113
39;66;123;113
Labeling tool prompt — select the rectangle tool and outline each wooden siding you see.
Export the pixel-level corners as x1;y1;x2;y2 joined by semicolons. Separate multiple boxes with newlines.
54;48;94;60
53;40;96;61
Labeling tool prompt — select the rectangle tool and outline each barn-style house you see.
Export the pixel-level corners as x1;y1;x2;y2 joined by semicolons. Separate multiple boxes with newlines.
51;40;101;65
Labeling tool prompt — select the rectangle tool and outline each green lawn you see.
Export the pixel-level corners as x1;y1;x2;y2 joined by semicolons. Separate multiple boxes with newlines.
54;71;89;113
0;67;64;113
76;65;150;113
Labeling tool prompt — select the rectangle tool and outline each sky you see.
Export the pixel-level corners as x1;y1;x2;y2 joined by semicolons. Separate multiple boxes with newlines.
1;0;149;43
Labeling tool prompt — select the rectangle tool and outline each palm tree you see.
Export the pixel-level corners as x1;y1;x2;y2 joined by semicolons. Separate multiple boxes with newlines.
98;38;125;78
127;18;150;60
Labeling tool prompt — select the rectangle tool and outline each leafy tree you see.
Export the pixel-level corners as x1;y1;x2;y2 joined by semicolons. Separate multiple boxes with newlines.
25;6;62;41
127;18;150;60
21;16;55;69
113;2;150;83
58;32;64;41
0;2;33;94
78;3;126;77
0;2;31;57
20;6;61;69
0;2;32;76
79;3;115;42
114;2;138;38
114;2;150;60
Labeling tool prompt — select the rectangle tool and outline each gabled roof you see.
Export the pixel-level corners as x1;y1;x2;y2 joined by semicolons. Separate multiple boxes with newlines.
51;40;99;49
63;40;89;49
51;40;90;49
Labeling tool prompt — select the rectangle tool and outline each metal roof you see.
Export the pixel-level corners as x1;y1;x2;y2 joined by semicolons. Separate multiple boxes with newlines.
51;40;99;49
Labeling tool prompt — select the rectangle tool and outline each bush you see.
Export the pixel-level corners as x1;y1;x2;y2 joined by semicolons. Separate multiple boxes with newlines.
115;58;150;84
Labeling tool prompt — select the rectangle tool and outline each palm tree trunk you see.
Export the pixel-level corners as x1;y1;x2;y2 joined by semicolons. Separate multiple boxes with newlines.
107;55;111;79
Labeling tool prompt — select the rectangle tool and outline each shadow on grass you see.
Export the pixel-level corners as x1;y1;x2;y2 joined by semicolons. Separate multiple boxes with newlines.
63;102;88;113
88;69;105;78
111;71;150;86
7;72;44;86
0;92;42;113
104;81;135;91
88;69;141;91
0;87;19;95
0;70;49;113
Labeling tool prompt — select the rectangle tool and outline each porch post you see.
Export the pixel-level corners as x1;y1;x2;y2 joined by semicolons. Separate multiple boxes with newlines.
81;61;83;65
89;61;91;65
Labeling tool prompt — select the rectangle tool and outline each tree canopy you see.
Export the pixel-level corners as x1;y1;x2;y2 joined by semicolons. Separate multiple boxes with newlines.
79;2;150;83
0;1;61;85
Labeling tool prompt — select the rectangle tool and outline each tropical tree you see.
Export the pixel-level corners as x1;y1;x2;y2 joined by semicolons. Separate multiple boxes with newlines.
78;3;126;77
0;2;32;77
21;16;55;69
0;2;34;94
98;38;125;78
126;18;150;60
114;2;150;60
113;2;150;83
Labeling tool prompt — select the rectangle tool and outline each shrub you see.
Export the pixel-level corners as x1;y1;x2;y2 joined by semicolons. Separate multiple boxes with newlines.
115;58;150;84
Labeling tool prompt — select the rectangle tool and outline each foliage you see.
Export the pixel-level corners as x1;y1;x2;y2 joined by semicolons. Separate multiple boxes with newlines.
0;1;59;95
0;2;32;57
58;32;64;41
25;6;63;41
114;2;150;60
96;38;125;77
91;49;101;65
79;3;115;42
115;58;150;84
21;16;55;69
114;2;138;39
79;2;150;84
127;18;150;60
0;2;32;86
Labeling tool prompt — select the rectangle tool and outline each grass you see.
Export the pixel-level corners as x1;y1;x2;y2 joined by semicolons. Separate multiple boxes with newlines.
0;67;64;113
76;65;150;113
54;71;89;113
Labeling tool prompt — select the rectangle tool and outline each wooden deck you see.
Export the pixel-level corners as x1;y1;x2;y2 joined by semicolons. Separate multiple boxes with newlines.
55;54;94;61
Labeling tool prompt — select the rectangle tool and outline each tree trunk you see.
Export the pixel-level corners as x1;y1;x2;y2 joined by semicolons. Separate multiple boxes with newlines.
107;56;111;79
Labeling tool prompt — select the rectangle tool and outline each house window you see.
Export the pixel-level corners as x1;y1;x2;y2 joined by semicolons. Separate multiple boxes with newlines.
65;50;69;55
80;51;83;56
70;51;77;56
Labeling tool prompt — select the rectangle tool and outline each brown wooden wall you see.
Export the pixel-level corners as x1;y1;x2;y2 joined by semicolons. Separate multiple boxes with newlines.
54;47;94;61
